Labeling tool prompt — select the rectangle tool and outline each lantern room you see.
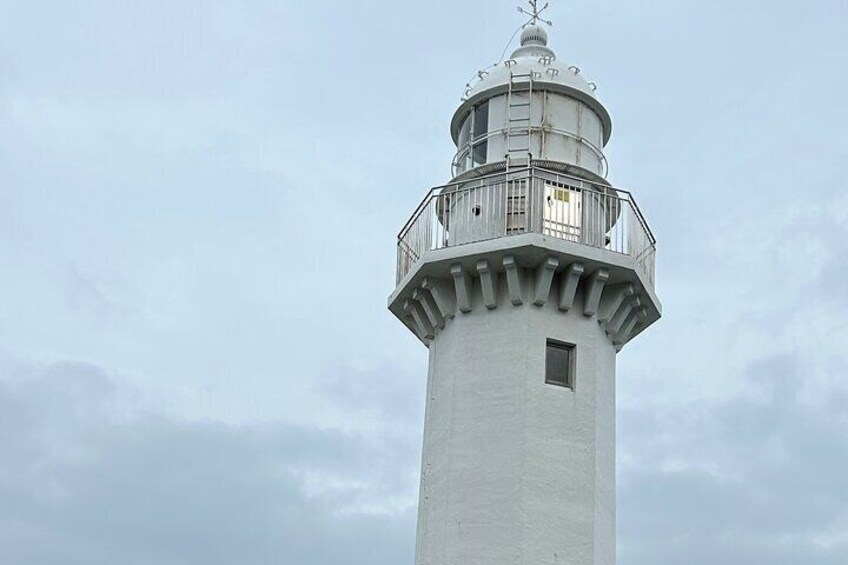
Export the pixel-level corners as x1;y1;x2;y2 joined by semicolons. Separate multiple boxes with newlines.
450;25;612;180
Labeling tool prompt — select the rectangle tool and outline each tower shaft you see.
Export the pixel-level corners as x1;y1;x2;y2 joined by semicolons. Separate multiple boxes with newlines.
416;285;616;565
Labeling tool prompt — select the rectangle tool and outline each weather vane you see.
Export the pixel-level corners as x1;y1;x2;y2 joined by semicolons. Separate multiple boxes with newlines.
517;0;553;27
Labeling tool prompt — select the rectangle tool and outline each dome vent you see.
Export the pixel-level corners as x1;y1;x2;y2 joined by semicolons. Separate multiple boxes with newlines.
520;25;548;46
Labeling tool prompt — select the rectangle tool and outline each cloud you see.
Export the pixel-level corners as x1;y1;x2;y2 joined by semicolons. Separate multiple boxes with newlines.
0;357;418;565
618;353;848;565
616;159;848;564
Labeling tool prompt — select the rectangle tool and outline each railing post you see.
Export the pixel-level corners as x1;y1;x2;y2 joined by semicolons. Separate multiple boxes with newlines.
395;167;656;290
528;167;535;234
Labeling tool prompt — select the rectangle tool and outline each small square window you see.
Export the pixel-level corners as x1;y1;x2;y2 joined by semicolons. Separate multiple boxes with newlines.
545;339;575;389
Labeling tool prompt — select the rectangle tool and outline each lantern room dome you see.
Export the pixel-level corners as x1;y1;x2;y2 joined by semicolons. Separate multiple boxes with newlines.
451;25;612;147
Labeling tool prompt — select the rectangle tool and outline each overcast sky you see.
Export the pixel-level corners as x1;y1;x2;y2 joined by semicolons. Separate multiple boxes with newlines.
1;0;847;563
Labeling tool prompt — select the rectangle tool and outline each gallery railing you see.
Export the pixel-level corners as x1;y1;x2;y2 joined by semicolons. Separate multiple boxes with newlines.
396;167;656;288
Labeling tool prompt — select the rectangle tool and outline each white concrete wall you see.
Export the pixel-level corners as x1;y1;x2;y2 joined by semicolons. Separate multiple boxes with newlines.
415;270;616;565
482;92;606;176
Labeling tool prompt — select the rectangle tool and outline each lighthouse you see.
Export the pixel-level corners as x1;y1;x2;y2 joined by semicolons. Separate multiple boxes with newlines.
388;3;661;564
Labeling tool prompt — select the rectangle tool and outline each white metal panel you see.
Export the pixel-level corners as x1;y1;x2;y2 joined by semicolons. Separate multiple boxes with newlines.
543;181;582;242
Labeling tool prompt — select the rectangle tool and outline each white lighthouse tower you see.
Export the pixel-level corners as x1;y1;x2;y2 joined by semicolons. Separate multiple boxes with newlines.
389;3;661;564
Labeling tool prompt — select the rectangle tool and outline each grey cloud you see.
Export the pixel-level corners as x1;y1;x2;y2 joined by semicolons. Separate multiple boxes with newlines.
0;359;417;565
618;354;848;565
320;363;425;432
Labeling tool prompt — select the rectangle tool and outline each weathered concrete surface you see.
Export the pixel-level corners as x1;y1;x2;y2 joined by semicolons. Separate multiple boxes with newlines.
414;272;616;565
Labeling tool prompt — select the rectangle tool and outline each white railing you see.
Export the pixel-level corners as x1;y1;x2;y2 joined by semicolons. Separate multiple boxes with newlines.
451;128;610;178
396;167;656;288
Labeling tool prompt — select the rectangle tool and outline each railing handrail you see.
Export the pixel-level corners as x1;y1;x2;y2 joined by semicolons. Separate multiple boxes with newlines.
397;166;534;240
397;186;440;242
398;166;656;247
451;128;610;178
395;165;657;287
527;167;657;247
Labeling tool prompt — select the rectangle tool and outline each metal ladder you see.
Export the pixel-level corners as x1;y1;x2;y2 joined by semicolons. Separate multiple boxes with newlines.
505;71;535;170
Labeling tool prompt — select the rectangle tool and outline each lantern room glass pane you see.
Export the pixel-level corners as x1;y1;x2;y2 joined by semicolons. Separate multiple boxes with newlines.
458;114;471;150
472;141;487;166
473;101;489;140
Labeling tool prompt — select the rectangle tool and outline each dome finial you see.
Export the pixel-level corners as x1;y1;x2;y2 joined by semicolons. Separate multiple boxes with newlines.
517;0;553;28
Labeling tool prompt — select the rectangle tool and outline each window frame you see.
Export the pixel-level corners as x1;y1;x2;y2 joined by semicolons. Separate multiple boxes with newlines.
545;339;576;390
472;101;489;141
455;101;490;174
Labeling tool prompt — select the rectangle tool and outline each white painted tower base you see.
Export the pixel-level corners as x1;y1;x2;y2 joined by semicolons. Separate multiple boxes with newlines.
416;277;616;565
